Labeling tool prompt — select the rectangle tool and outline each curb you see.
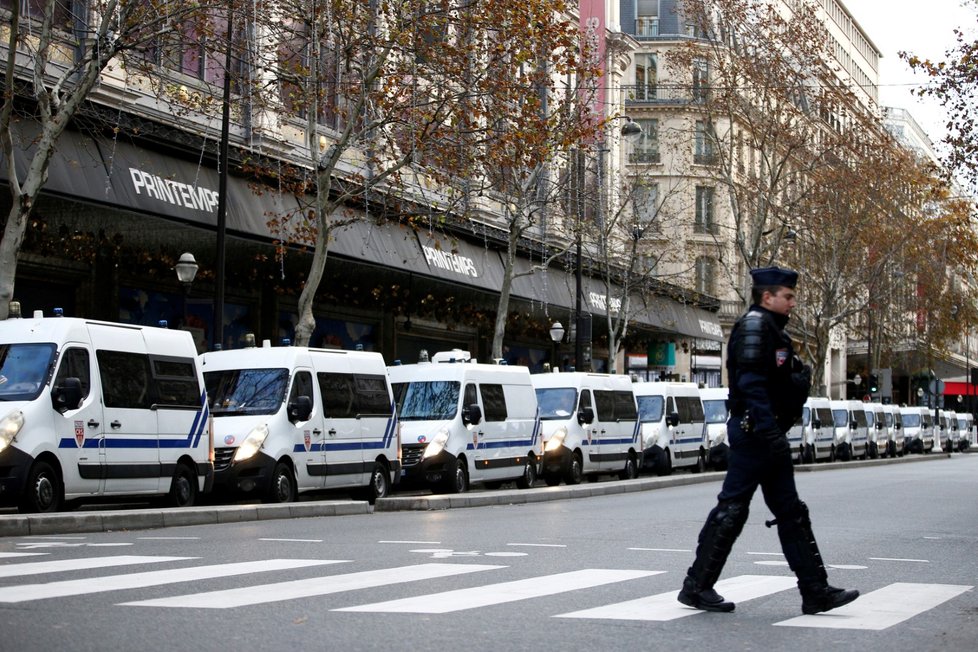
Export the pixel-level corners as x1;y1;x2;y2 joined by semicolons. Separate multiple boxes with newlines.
0;453;956;536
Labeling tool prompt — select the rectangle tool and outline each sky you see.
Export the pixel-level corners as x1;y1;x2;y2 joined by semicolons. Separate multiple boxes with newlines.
846;0;976;151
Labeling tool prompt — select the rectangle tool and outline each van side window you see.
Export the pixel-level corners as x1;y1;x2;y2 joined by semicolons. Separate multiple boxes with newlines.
97;350;152;409
285;369;313;409
593;390;615;421
318;372;354;418
677;396;704;422
55;348;91;399
579;389;592;414
479;384;508;422
355;374;392;416
464;383;478;408
151;356;200;407
614;390;638;421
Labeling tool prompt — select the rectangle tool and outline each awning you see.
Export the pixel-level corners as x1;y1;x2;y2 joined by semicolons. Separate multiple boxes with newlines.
329;218;428;272
414;230;506;293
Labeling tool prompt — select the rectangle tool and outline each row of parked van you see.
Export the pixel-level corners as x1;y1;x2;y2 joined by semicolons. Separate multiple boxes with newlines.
0;312;970;513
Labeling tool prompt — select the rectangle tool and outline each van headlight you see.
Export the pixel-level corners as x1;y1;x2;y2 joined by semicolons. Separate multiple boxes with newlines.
423;429;450;459
544;427;568;453
711;429;726;447
233;424;269;463
644;427;661;450
0;410;24;453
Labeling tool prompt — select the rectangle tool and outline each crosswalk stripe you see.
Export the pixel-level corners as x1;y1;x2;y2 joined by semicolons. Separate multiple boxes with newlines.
557;575;797;621
0;555;192;579
0;552;48;559
121;563;504;609
774;582;974;630
336;568;659;614
0;559;346;603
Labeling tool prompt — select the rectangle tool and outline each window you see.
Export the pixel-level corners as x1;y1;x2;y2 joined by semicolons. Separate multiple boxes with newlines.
694;186;715;234
637;395;664;423
613;391;638;421
633;54;657;100
318;372;355;418
55;348;91;400
151;356;201;407
593;390;615;422
393;381;460;420
579;389;593;415
676;396;704;423
479;384;508;422
696;256;716;296
629;119;659;164
355;375;393;416
97;350;152;409
278;18;342;130
1;0;73;32
290;371;315;407
633;182;659;227
692;58;709;102
694;120;716;164
636;0;659;36
205;368;289;415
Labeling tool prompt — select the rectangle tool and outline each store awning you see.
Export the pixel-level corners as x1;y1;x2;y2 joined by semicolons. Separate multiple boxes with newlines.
414;231;506;293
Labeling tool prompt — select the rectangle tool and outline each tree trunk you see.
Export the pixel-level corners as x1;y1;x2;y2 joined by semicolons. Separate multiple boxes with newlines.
294;215;332;347
491;228;521;360
0;202;30;319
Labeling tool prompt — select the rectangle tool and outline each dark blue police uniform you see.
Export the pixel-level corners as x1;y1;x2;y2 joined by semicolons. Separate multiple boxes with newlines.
676;267;859;615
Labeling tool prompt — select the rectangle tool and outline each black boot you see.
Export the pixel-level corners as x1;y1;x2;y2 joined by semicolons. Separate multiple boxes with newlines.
776;500;859;614
677;499;749;613
800;584;860;615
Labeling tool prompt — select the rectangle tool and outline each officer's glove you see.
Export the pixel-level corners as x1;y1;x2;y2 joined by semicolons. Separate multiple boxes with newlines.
766;434;792;460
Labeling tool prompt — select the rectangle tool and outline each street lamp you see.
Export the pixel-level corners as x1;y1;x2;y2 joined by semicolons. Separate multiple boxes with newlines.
174;252;199;330
549;321;565;372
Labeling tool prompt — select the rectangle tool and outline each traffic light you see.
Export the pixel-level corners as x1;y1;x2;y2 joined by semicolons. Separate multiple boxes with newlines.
869;373;879;394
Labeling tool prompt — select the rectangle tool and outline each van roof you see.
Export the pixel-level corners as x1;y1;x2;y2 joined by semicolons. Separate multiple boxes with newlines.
0;315;194;351
201;346;384;371
387;361;532;384
631;381;702;397
530;371;633;391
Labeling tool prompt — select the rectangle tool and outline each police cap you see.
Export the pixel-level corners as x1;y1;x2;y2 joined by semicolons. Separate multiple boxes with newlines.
750;266;798;289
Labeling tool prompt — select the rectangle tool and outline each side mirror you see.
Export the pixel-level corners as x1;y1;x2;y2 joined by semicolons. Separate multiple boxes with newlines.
850;420;858;430
666;412;680;428
812;419;822;429
288;395;313;422
462;403;482;427
577;406;594;426
51;377;83;412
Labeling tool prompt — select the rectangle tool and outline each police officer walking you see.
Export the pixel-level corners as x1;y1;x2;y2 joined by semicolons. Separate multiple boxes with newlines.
677;266;859;614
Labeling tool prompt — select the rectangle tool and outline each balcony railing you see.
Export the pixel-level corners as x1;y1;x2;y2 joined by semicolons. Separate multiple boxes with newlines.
636;17;659;37
694;152;718;165
623;84;707;105
628;150;661;165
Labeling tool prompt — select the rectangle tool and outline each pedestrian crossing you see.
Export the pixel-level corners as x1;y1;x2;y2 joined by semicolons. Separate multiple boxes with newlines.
0;554;970;631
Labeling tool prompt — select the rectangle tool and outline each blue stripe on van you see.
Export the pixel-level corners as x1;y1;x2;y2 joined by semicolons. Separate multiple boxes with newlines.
632;419;641;443
58;395;207;451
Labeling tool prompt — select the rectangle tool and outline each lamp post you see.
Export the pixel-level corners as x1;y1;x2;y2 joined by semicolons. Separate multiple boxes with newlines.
549;321;565;372
174;252;199;330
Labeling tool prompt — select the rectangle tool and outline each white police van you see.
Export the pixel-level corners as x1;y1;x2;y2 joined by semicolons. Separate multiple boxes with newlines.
533;372;640;484
699;386;729;470
788;396;831;464
865;402;888;459
388;350;540;493
830;399;868;461
898;406;933;454
0;310;212;512
633;381;705;475
881;404;902;457
955;412;973;451
200;339;398;504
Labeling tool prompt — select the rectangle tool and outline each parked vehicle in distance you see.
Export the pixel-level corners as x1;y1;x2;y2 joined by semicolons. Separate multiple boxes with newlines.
534;372;640;484
881;404;902;457
789;397;832;464
0;310;213;513
865;402;887;459
633;382;706;475
899;406;934;454
805;397;835;463
699;386;729;470
389;350;540;493
830;400;868;461
201;340;399;504
955;412;972;452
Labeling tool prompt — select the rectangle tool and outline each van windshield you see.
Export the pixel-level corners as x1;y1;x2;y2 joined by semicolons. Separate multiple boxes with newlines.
636;395;665;423
205;368;289;415
902;413;921;428
392;381;460;420
0;343;56;402
832;409;848;427
702;399;727;424
535;388;578;420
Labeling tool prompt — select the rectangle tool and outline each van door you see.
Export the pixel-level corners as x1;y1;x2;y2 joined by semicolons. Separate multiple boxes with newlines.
287;370;323;489
579;389;597;464
317;369;362;488
52;345;103;496
150;354;206;491
94;344;160;496
474;382;510;480
354;372;396;477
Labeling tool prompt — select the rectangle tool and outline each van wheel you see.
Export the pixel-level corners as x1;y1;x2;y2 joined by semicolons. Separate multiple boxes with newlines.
440;459;469;494
166;463;198;508
656;450;673;477
801;444;815;464
692;453;706;474
543;472;561;487
266;462;296;504
829;445;836;463
564;454;583;485
365;463;389;504
868;442;879;459
620;454;639;480
19;460;63;513
516;458;537;489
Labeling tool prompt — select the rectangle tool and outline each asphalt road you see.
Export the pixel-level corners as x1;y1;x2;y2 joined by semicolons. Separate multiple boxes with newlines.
0;454;975;652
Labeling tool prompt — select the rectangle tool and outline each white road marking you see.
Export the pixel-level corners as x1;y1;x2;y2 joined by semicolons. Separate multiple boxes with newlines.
869;557;929;563
754;561;790;566
137;537;201;541
484;552;528;557
258;538;323;543
122;563;503;609
556;574;797;621
628;548;691;553
747;552;784;556
338;568;658;614
827;564;867;570
0;552;47;559
0;555;191;579
0;559;344;603
379;540;441;545
775;582;973;630
507;543;566;548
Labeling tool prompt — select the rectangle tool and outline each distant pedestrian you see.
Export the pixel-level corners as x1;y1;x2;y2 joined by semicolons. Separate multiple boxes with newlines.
677;266;859;614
